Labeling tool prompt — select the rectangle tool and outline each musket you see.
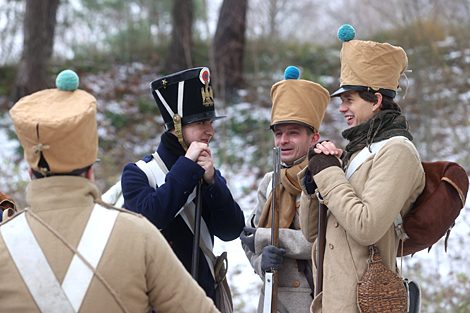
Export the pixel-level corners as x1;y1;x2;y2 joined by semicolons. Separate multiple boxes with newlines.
263;147;281;313
191;181;203;280
316;202;328;296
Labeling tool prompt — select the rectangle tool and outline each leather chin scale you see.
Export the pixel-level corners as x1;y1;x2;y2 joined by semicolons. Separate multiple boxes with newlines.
173;114;188;151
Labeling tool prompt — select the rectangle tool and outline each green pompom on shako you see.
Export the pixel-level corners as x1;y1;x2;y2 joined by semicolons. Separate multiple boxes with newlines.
56;70;79;91
337;24;355;42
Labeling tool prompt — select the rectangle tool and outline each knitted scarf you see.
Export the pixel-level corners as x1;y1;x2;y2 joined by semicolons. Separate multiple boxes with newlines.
258;158;308;229
341;110;413;167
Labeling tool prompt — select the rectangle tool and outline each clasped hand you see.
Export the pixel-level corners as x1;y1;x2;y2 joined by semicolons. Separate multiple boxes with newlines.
185;142;215;185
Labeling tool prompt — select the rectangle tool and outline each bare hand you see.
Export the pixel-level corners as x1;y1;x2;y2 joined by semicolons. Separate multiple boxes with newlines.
197;149;215;185
185;142;209;162
185;142;215;185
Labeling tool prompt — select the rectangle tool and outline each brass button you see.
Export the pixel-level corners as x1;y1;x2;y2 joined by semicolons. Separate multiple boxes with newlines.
334;222;339;228
297;222;301;229
294;281;300;287
294;261;298;268
329;244;334;249
295;202;300;208
324;200;329;205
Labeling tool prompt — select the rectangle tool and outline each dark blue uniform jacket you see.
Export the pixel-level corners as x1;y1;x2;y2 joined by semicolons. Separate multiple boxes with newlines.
121;142;244;298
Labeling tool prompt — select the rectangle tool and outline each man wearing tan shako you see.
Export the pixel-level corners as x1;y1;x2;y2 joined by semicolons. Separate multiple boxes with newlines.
241;66;329;312
1;70;220;313
298;25;425;312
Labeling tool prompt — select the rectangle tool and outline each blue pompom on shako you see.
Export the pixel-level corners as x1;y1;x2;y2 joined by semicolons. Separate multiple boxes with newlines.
284;66;300;80
56;70;79;91
338;24;356;42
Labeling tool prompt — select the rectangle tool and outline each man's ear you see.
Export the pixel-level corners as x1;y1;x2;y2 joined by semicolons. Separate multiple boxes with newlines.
373;92;383;112
311;132;321;146
85;166;94;181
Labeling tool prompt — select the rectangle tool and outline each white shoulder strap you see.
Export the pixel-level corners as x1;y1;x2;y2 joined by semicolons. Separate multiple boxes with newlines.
265;175;273;200
101;180;124;208
62;204;119;311
150;152;216;277
1;212;75;313
1;204;119;313
136;160;157;189
346;136;409;180
344;136;411;239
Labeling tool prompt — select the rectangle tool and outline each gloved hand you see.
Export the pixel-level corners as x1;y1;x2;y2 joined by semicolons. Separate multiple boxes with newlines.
240;227;256;253
308;144;341;179
261;245;286;271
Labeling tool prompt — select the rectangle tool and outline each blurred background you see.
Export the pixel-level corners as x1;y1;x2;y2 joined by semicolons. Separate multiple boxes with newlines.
1;0;469;312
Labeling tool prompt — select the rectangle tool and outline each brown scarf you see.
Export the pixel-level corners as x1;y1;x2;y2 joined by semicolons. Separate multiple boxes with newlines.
258;158;307;229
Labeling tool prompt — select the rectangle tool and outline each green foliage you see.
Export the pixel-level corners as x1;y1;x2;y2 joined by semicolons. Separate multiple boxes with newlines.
244;38;340;87
138;97;160;115
0;65;18;97
104;109;129;129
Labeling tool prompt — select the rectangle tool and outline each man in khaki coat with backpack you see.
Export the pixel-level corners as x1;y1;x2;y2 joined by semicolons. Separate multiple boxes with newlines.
298;25;425;313
0;70;220;313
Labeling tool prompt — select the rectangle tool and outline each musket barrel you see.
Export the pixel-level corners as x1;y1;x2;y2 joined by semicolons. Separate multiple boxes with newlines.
191;182;203;280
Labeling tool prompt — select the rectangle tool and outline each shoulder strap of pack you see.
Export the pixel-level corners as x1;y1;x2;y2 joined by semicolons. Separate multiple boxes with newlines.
1;205;119;313
62;204;119;311
345;136;408;180
1;212;76;313
345;136;411;239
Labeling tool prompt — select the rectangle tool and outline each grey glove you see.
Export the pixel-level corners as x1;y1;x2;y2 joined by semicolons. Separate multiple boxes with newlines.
261;245;286;271
240;226;256;253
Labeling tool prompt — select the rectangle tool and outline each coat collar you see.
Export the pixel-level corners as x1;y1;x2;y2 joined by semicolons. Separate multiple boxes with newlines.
26;176;101;212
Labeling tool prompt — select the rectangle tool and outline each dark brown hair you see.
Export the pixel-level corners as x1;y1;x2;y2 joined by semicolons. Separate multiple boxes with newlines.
358;90;401;112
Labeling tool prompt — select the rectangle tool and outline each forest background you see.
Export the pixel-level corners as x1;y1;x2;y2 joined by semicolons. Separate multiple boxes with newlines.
1;0;470;312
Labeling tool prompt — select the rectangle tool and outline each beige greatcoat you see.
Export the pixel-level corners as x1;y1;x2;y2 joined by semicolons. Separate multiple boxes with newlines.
298;137;425;313
0;176;219;313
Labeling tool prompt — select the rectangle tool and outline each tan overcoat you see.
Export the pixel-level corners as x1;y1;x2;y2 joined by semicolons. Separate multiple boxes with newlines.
0;176;219;313
298;137;425;313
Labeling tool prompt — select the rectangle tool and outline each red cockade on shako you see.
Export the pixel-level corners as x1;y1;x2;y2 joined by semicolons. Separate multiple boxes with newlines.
200;67;214;107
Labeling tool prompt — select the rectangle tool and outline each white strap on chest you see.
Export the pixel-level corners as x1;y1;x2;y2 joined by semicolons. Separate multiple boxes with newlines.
1;205;118;313
345;137;406;180
1;212;75;313
344;136;411;239
62;205;119;311
137;152;215;278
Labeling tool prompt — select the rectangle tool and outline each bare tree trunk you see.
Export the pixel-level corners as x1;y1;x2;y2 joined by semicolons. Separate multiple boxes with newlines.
167;0;193;72
11;0;60;103
213;0;248;102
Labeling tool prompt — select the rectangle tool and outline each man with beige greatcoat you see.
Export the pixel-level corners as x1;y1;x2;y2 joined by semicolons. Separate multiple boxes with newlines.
298;25;425;312
241;66;330;312
0;70;220;313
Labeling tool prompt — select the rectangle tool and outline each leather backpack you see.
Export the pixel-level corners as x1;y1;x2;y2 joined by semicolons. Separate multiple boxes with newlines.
346;138;469;257
397;161;469;256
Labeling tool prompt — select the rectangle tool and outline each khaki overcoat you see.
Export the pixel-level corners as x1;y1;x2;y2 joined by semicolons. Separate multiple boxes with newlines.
0;176;219;313
298;137;425;313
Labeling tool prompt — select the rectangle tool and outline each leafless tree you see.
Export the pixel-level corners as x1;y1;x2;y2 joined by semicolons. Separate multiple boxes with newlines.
213;0;248;101
11;0;60;103
167;0;193;72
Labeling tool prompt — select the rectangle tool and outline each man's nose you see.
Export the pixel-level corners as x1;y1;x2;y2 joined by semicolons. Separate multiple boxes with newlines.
280;133;289;143
206;123;215;136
